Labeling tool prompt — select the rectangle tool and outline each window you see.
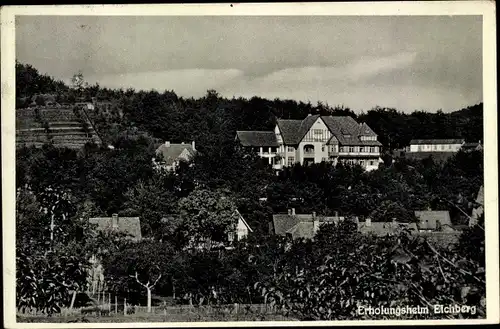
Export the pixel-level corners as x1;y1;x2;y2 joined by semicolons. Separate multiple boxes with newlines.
359;160;365;167
321;146;325;152
448;145;452;150
359;147;365;153
288;156;295;166
287;146;295;152
349;147;355;153
321;157;327;162
313;129;323;141
228;232;235;242
433;145;437;150
418;145;422;151
440;145;444;150
331;145;337;153
369;160;375;166
370;146;375;153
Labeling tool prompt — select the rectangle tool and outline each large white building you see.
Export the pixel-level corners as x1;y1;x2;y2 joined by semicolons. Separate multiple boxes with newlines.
236;114;383;171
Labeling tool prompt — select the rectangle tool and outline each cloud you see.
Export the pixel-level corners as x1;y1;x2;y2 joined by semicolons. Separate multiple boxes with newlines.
84;68;244;96
16;15;482;112
83;52;477;113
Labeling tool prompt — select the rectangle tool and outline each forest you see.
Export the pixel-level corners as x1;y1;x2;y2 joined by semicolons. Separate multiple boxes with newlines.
15;62;485;320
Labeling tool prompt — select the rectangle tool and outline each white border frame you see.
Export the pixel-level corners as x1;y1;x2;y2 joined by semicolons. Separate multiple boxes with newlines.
1;2;498;328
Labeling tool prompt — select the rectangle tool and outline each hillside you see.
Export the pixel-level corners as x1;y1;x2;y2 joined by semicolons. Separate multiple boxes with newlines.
14;62;483;153
16;105;102;149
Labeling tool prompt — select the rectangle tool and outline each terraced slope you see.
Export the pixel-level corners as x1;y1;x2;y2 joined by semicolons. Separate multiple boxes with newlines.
16;106;103;149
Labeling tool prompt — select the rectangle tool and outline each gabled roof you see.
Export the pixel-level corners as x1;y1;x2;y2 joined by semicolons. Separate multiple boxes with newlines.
321;116;382;146
277;115;382;146
475;185;484;206
296;114;322;142
235;209;253;232
357;221;418;236
156;143;196;165
89;216;142;240
410;139;465;145
359;122;377;136
276;119;303;144
414;210;452;230
272;213;342;236
235;131;279;147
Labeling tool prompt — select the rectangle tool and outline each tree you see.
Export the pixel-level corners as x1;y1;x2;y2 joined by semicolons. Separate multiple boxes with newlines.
71;71;88;91
370;200;418;223
16;185;92;314
122;176;179;239
132;269;162;313
255;223;485;320
101;240;174;307
178;189;239;247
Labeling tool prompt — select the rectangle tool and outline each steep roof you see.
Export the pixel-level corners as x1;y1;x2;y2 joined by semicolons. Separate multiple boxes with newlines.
321;116;382;146
410;139;465;145
277;115;381;146
235;131;279;147
358;221;418;236
276;119;303;144
156;143;196;165
235;209;253;232
296;114;322;142
272;213;342;236
89;216;142;240
414;210;452;230
475;185;484;206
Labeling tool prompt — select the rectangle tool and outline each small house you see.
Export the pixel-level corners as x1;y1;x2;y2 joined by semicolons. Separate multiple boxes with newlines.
270;208;343;240
89;213;142;241
154;141;196;172
414;210;453;232
357;217;418;236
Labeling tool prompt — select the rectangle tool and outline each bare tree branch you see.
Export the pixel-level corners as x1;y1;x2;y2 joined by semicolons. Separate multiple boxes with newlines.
151;273;162;289
130;272;148;288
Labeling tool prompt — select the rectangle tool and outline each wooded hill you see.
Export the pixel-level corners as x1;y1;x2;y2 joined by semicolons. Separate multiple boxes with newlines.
16;62;483;153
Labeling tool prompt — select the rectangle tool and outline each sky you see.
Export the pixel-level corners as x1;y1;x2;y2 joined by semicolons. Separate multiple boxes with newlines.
16;15;482;113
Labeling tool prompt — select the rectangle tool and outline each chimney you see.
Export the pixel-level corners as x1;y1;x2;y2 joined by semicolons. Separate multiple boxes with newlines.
192;141;196;150
288;209;292;215
334;211;339;219
112;213;119;229
392;217;397;224
366;217;371;227
307;113;312;116
291;208;296;215
165;141;171;147
181;142;185;144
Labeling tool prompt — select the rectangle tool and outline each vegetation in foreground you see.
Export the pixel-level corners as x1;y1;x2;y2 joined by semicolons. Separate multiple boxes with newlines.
15;62;485;321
